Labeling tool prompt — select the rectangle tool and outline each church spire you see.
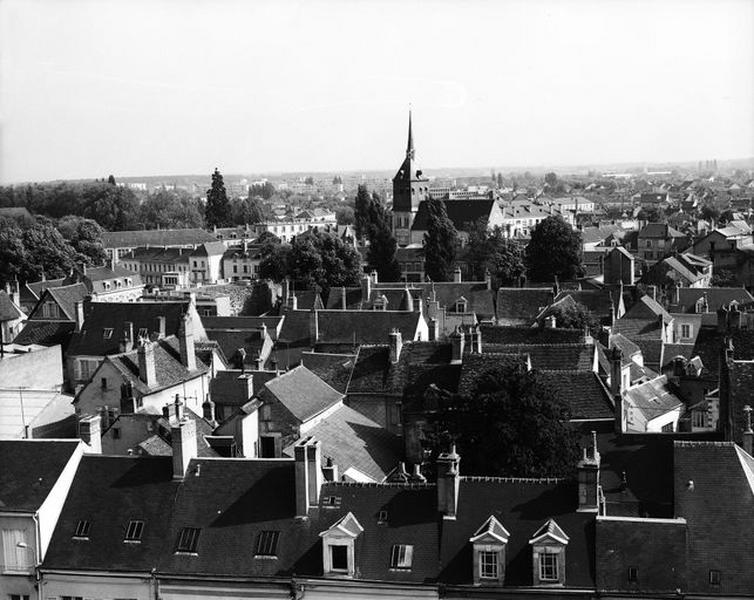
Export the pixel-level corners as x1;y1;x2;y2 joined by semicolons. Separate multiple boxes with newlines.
406;110;414;159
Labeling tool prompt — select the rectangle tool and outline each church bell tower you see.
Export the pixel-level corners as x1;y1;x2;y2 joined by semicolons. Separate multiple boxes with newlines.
392;111;430;247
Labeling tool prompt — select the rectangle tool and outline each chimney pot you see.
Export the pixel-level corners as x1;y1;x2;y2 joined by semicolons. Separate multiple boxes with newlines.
171;417;197;479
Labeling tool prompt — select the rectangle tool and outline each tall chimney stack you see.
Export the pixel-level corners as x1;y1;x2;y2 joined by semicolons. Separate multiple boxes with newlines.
437;445;461;519
179;312;197;371
78;415;102;454
171;416;197;480
138;340;157;387
74;301;85;333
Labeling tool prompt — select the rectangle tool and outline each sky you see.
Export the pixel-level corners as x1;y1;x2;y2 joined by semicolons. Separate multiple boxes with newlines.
0;0;752;183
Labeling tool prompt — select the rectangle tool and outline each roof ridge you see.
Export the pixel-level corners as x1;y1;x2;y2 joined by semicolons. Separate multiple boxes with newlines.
327;481;435;489
673;440;736;447
461;476;565;484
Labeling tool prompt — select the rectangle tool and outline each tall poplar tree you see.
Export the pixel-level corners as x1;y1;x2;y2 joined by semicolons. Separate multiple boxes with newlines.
423;198;458;281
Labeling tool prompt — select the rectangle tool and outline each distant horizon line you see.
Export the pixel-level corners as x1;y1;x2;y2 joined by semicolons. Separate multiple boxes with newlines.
5;156;753;186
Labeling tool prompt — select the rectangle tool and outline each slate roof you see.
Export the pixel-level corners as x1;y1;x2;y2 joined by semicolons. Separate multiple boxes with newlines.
316;310;422;344
0;290;24;322
496;288;554;323
260;365;343;422
102;228;218;248
190;241;226;256
623;375;683;423
120;247;190;265
554;289;617;320
0;440;80;512
204;327;266;367
638;223;684;239
12;320;75;347
23;277;66;302
103;336;208;396
622;295;673;324
457;353;531;396
202;315;282;340
673;287;754;313
282;404;402;482
481;343;596;371
324;286;364;310
439;478;594;587
299;351;356;393
391;281;495;319
411;199;496;232
539;371;614;420
68;300;190;356
479;325;586;345
43;283;89;320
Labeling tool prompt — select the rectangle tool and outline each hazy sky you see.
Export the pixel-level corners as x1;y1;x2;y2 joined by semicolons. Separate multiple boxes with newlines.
1;0;752;183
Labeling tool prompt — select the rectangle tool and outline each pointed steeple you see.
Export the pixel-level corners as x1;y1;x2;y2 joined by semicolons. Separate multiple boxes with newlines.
406;110;415;159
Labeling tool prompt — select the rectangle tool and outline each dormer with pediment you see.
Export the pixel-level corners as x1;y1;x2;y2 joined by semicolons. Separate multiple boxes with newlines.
392;111;430;247
529;518;569;586
319;511;364;577
470;515;510;585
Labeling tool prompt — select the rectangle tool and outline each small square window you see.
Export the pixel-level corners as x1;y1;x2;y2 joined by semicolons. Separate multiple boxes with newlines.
330;544;348;571
255;530;280;557
124;520;144;542
389;544;413;570
479;550;498;579
709;569;721;585
112;428;121;440
175;527;201;553
377;510;388;523
103;328;114;339
101;377;108;390
628;566;638;583
73;520;91;539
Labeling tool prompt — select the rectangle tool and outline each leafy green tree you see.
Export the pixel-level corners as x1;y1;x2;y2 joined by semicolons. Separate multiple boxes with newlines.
107;174;116;185
712;268;738;287
81;183;140;230
249;181;275;200
544;300;599;333
465;220;524;285
335;205;354;226
424;363;580;477
57;216;107;266
232;194;267;225
259;230;361;293
139;188;205;229
365;201;401;282
423;198;458;282
699;204;720;223
0;217;27;286
544;172;558;186
205;168;232;228
637;206;665;223
525;215;582;282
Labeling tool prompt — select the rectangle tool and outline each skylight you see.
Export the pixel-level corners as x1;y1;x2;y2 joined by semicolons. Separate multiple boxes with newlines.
73;520;91;539
124;520;144;542
175;527;201;553
255;530;280;557
103;328;113;339
389;544;414;570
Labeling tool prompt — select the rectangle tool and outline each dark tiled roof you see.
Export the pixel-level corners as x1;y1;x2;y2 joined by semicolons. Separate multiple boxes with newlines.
674;287;754;313
633;339;665;369
394;281;495;319
481;343;596;371
190;241;226;256
43;455;179;572
439;478;594;587
204;328;266;367
102;228;218;248
539;371;613;420
283;404;403;482
623;375;683;423
260;365;343;422
23;277;66;302
480;325;586;345
0;440;80;511
121;247;190;265
0;290;24;321
411;199;496;232
347;345;393;394
496;288;554;323
209;370;275;407
457;353;530;396
68;301;190;356
202;315;282;340
13;320;75;347
46;283;89;320
317;310;422;344
622;295;672;323
324;286;364;310
105;336;208;396
555;289;616;320
612;318;663;340
300;351;356;393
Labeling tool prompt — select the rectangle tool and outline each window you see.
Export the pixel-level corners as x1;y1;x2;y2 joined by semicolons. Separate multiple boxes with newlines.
101;377;108;390
681;324;692;339
255;530;280;557
175;527;201;553
539;551;558;581
479;550;498;579
692;409;707;428
10;595;30;600
709;570;721;585
73;520;90;539
389;544;413;570
61;597;83;600
124;520;144;542
233;265;238;274
377;510;388;523
661;422;674;432
138;327;148;338
103;328;114;339
2;529;32;571
628;566;638;583
112;427;121;439
330;544;348;571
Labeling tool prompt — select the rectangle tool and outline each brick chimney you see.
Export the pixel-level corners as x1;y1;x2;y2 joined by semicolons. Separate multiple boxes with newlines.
437;445;461;519
403;285;414;312
172;416;197;480
119;381;137;414
717;305;730;333
453;266;462;283
155;315;166;339
78;414;101;454
360;274;371;303
577;431;601;512
287;293;298;311
322;456;339;482
485;270;492;290
179;312;196;371
428;318;439;341
743;405;753;456
137;339;157;387
202;396;216;424
608;346;623;397
389;329;403;364
74;301;85;333
283;277;291;306
120;321;134;353
341;286;348;310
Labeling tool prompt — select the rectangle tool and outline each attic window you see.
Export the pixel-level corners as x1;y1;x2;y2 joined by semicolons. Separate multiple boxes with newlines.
175;527;201;554
124;520;144;543
138;327;149;338
628;566;638;583
539;550;558;581
322;496;340;508
103;328;113;339
73;520;91;539
377;510;388;523
709;570;721;586
255;530;280;557
389;544;414;570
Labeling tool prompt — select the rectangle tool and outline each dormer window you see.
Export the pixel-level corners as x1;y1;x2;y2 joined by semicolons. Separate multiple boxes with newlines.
455;297;468;313
319;512;363;577
255;530;280;558
103;328;113;339
470;515;509;585
529;518;569;586
389;544;413;570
